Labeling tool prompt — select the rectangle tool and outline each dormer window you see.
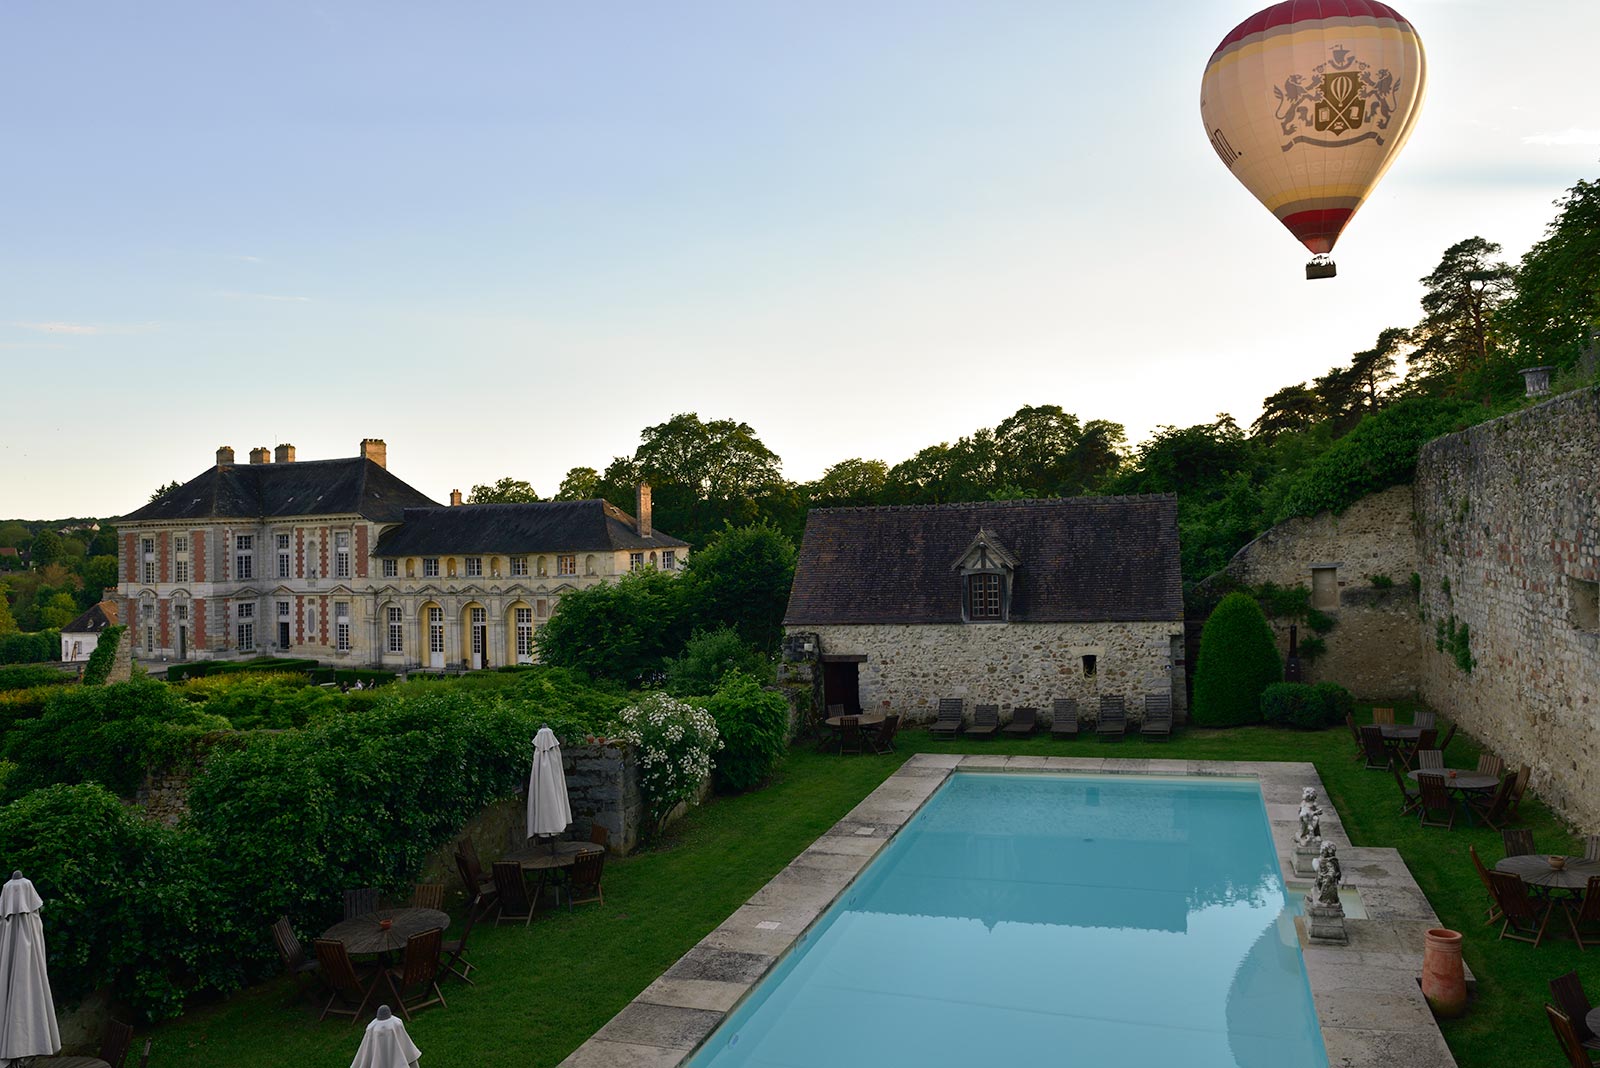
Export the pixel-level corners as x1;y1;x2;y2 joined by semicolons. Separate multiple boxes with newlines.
953;527;1018;624
968;573;1003;619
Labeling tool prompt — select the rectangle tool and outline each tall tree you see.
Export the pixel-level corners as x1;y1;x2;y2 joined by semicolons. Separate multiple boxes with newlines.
630;413;783;501
466;477;540;504
1500;177;1600;371
553;467;600;501
1250;383;1320;439
0;584;17;636
681;521;797;654
1312;363;1365;433
28;529;63;570
148;480;181;502
1406;236;1515;392
1347;326;1407;409
803;458;889;507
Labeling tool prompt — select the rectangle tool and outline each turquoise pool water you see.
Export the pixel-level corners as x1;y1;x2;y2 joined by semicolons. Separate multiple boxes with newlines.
687;773;1327;1068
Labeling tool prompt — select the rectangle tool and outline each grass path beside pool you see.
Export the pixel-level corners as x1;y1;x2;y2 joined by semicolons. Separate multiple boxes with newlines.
146;711;1586;1068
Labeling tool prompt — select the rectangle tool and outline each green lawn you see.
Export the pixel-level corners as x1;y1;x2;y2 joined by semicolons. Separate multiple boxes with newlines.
146;711;1586;1067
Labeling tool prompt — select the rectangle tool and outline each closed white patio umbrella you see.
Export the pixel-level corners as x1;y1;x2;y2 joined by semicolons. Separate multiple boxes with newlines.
527;726;572;851
0;871;60;1068
350;1006;420;1068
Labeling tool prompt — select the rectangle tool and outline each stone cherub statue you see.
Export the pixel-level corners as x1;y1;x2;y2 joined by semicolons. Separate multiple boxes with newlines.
1313;840;1343;907
1294;786;1322;847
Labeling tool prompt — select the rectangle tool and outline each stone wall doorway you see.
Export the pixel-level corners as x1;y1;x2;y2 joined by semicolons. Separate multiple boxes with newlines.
820;655;864;715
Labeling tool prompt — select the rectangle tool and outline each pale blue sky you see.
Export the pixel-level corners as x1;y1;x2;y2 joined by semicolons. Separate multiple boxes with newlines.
2;1;1595;518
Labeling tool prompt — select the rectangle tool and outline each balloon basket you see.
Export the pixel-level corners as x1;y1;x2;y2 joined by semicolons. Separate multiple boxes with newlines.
1306;257;1337;280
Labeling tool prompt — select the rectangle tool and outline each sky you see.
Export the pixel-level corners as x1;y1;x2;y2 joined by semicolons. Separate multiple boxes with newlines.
1;1;1596;520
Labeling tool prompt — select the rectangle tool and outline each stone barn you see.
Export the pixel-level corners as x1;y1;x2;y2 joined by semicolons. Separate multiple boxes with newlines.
782;495;1185;725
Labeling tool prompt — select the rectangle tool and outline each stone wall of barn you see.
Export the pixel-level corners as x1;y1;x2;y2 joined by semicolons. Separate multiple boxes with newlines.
805;620;1184;726
1414;386;1600;831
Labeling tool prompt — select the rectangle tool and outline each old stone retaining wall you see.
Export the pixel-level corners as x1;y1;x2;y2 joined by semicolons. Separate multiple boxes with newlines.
803;620;1185;725
1414;386;1600;830
1220;484;1421;700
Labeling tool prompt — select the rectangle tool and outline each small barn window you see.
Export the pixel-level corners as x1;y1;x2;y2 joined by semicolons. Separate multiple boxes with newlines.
1571;577;1600;632
1311;566;1339;610
1082;654;1097;678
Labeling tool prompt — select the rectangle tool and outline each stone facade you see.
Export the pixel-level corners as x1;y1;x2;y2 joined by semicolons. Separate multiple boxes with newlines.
1414;386;1600;830
803;621;1184;725
1220;484;1421;700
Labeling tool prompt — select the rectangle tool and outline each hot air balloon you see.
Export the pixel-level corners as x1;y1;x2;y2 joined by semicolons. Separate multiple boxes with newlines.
1200;1;1426;279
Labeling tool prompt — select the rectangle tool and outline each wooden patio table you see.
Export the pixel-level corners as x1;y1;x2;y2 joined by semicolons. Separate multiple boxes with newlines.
321;907;448;956
1494;854;1600;894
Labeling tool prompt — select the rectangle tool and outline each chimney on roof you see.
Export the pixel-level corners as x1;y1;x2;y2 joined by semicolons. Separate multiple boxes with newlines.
216;445;235;467
636;482;653;538
450;488;463;507
248;447;271;465
359;438;387;469
275;443;296;464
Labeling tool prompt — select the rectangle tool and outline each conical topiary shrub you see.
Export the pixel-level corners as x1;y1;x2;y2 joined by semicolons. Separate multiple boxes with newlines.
1192;591;1282;727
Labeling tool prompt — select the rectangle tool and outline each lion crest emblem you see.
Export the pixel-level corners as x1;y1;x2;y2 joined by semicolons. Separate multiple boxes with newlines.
1273;44;1402;152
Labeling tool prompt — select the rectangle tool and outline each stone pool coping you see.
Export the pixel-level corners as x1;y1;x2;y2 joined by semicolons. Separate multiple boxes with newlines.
558;755;1462;1068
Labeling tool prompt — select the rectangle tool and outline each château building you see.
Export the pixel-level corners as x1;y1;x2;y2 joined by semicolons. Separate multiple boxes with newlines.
115;441;686;669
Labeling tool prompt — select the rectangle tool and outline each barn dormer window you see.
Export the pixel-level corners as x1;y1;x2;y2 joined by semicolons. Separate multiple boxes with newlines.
953;528;1018;624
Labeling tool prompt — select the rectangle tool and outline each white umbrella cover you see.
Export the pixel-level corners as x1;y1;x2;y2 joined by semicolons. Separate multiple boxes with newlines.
0;871;60;1068
350;1007;420;1068
526;726;572;840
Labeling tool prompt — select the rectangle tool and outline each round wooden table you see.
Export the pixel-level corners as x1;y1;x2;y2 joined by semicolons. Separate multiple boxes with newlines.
321;906;449;955
502;840;604;872
1380;725;1424;741
1407;769;1498;792
1495;854;1600;893
824;714;885;730
1588;1006;1600;1040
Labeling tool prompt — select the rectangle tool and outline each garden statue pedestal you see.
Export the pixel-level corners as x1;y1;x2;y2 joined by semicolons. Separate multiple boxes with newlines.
1293;842;1320;877
1303;896;1348;944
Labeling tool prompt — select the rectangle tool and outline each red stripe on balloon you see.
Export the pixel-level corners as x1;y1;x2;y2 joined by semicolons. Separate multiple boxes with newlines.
1209;0;1414;59
1280;208;1356;255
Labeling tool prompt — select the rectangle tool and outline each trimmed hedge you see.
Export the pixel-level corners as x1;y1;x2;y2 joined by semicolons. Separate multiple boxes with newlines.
308;668;396;687
0;630;60;665
1192;592;1282;727
0;665;72;692
1260;681;1353;729
164;657;320;682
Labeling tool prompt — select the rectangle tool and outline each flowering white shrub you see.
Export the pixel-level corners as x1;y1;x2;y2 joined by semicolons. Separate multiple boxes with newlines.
614;692;722;837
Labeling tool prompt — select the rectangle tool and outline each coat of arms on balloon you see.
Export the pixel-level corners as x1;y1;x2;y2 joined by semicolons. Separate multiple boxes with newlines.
1200;1;1427;279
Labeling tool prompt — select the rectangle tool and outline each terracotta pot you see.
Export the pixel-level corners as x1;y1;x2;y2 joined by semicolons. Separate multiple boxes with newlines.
1421;928;1467;1017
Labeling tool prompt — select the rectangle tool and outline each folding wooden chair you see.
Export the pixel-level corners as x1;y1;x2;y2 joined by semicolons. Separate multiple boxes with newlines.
1548;971;1600;1048
1565;876;1600;951
410;883;444;911
1417;775;1455;830
1467;845;1502;925
440;904;480;985
1389;761;1421;817
492;861;535;926
1501;827;1536;858
1546;1004;1598;1068
1370;707;1395;726
569;850;606;909
313;939;379;1024
342;888;379;921
1359;725;1390;770
870;714;900;754
1476;753;1505;778
383;927;446;1020
838;716;864;755
1489;870;1553;947
270;915;323;1001
1139;694;1173;740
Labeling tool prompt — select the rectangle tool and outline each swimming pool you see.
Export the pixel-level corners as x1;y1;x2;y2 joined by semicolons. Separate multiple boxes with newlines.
686;772;1328;1068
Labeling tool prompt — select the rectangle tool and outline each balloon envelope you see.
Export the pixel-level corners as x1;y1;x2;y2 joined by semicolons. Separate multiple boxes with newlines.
1200;0;1426;256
